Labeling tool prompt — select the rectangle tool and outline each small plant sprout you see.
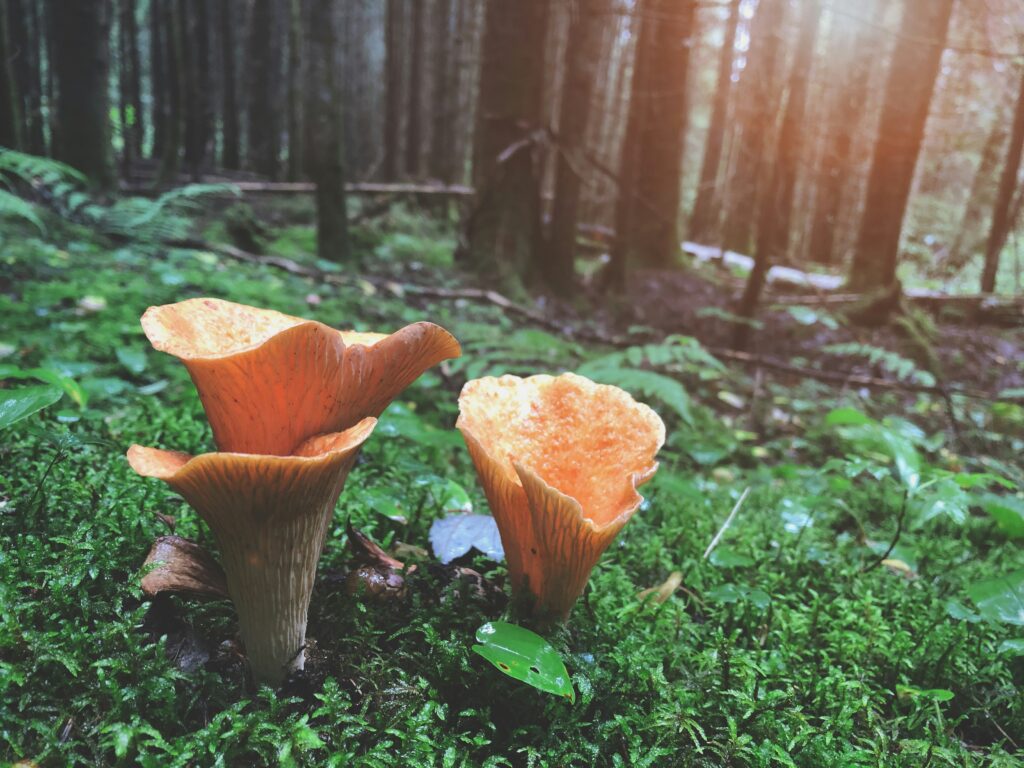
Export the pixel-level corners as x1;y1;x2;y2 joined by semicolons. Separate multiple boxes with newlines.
129;299;461;686
457;373;665;626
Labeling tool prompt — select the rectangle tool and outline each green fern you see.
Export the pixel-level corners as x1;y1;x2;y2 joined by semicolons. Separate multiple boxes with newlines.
0;189;45;233
575;362;694;426
823;342;936;387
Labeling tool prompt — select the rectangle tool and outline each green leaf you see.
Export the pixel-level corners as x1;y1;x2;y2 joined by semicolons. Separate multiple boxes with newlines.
709;547;755;568
967;570;1024;626
116;347;148;375
998;387;1024;401
0;189;45;233
472;621;575;703
896;685;954;702
978;494;1024;539
999;638;1024;656
0;385;63;429
578;365;693;426
824;407;874;427
0;364;88;407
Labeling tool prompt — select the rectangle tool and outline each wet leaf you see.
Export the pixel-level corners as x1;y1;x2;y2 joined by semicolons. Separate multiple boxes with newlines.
967;570;1024;626
978;494;1024;539
116;347;147;374
429;514;504;564
896;685;954;702
472;621;574;703
0;385;62;430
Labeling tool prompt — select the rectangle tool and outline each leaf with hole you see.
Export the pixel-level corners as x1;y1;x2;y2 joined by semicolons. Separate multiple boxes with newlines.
472;621;575;703
0;385;63;430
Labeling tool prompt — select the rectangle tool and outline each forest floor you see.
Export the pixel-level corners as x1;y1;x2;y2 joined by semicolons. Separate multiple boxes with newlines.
2;197;1024;766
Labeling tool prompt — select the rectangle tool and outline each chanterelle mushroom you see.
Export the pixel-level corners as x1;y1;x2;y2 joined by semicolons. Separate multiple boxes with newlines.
140;297;461;455
129;299;460;686
457;373;665;625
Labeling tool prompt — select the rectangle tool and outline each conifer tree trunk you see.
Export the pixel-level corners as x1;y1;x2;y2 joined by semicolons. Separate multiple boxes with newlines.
182;0;206;177
220;0;239;169
848;0;954;292
52;0;112;187
383;0;402;179
118;0;144;168
545;0;608;294
736;0;821;345
307;0;349;261
150;0;166;160
0;0;21;149
21;0;45;153
981;67;1024;294
157;0;184;184
460;0;549;288
610;0;697;283
287;0;303;180
430;0;453;182
721;0;785;254
247;0;278;177
807;0;878;266
405;0;424;178
688;0;740;244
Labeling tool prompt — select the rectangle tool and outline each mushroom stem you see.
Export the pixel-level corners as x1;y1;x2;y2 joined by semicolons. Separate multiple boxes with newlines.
219;509;333;685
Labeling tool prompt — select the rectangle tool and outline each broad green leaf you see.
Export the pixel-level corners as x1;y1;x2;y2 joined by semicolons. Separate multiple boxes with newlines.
472;621;575;703
978;494;1024;539
0;385;63;429
0;364;88;407
896;685;954;702
429;514;504;564
967;570;1024;626
998;638;1024;656
709;547;754;568
824;407;874;427
116;347;148;374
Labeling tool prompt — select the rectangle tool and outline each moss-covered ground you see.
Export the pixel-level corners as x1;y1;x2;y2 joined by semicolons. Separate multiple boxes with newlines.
2;205;1023;766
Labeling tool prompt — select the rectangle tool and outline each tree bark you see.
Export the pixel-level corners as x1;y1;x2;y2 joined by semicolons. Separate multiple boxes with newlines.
247;0;278;177
307;0;349;261
610;0;697;282
688;0;740;244
947;109;1009;273
460;0;549;289
848;0;954;292
52;0;112;187
150;0;166;160
286;0;303;180
430;0;453;182
118;0;144;168
721;0;785;254
405;0;424;178
0;0;21;150
157;0;184;184
806;0;878;266
383;0;403;179
220;0;240;169
981;67;1024;294
545;0;608;295
736;0;821;345
182;0;205;177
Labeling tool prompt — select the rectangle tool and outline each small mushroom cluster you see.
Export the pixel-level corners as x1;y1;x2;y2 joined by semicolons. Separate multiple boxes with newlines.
129;299;665;687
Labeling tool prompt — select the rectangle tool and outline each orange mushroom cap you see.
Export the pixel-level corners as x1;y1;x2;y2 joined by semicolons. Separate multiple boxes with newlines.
140;298;461;455
456;373;665;624
127;417;376;685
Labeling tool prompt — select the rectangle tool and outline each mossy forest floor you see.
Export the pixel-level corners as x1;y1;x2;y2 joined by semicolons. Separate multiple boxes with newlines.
2;200;1023;767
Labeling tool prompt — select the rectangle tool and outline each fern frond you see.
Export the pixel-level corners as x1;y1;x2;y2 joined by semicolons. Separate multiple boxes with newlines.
0;189;45;233
0;147;86;188
823;343;936;387
576;362;694;425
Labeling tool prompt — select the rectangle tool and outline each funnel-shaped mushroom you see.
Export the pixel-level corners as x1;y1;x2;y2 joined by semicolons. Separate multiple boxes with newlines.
457;373;665;625
140;298;461;455
129;419;375;685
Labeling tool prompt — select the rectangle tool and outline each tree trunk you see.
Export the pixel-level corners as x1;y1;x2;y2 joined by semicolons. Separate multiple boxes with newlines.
404;0;424;178
157;0;184;184
610;0;697;282
736;0;821;345
307;0;349;261
118;0;143;169
981;67;1024;294
247;0;278;177
287;0;303;180
150;0;166;160
806;0;878;266
688;0;740;244
721;0;785;254
383;0;402;179
848;0;954;292
545;0;608;295
0;0;21;149
460;0;549;289
182;0;206;177
52;0;112;187
22;0;45;153
947;110;1009;273
430;0;453;182
220;0;240;169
